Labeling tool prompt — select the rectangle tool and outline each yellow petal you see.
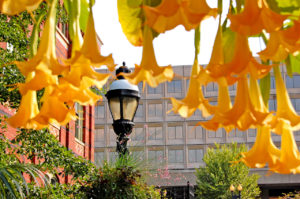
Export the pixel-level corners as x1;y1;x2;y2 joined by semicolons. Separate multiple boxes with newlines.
144;0;217;33
8;72;42;129
240;126;280;168
16;0;67;77
228;0;287;36
31;94;76;128
56;77;102;106
259;32;289;62
200;76;271;131
270;119;300;174
170;59;214;118
68;11;115;71
0;0;43;15
124;25;174;87
272;65;300;131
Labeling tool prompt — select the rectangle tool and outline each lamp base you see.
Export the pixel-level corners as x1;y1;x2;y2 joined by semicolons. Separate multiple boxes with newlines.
112;120;135;155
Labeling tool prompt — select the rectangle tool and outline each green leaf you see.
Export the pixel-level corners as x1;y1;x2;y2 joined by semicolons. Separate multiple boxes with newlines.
260;73;271;107
79;0;90;32
222;29;236;63
118;0;144;46
275;0;300;16
290;54;300;74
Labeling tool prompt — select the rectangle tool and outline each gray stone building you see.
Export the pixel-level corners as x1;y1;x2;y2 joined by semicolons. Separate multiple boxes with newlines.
94;65;300;198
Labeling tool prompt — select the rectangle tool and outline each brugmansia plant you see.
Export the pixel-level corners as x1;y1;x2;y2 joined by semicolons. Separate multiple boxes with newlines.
1;0;300;175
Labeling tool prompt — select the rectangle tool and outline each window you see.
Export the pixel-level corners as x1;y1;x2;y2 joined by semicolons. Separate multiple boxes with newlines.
268;99;277;111
208;129;223;138
131;127;144;141
148;126;163;140
148;103;163;117
95;128;104;142
75;103;84;141
135;104;144;117
295;99;300;111
188;149;203;163
168;149;184;163
167;80;182;93
95;105;104;119
95;152;105;166
148;84;162;94
286;75;300;88
168;126;183;140
228;129;245;137
167;103;177;116
188;125;203;139
248;129;257;137
206;82;218;92
271;76;275;89
138;82;144;94
109;128;117;142
148;150;164;163
131;150;145;160
109;151;117;162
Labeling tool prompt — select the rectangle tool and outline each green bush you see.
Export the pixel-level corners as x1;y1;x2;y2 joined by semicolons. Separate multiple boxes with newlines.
79;154;162;199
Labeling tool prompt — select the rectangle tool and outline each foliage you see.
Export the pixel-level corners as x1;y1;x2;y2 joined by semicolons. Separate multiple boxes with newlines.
79;154;162;199
279;191;300;199
195;143;261;199
12;129;96;179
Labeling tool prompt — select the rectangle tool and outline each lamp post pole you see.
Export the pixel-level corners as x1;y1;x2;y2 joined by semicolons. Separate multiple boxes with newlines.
230;185;242;199
105;62;140;156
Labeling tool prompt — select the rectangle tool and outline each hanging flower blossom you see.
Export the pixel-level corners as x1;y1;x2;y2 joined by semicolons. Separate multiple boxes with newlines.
8;73;43;129
29;86;77;128
228;0;287;36
200;76;271;132
270;119;300;174
240;126;280;168
271;66;300;131
15;0;67;94
0;0;43;15
143;0;217;33
170;59;214;118
61;10;114;101
224;33;273;80
259;20;300;62
124;25;174;88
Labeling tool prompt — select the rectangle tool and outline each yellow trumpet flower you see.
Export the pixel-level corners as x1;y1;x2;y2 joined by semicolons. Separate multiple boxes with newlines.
8;72;43;129
170;59;214;118
224;33;273;80
65;11;115;72
201;76;271;132
15;0;67;94
259;20;300;62
270;119;300;174
143;0;217;33
55;77;103;106
0;0;43;15
30;87;76;129
228;0;287;36
272;65;300;131
240;126;280;168
124;25;174;88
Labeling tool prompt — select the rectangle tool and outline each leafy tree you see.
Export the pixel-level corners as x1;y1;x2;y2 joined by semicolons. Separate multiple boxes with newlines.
195;143;260;199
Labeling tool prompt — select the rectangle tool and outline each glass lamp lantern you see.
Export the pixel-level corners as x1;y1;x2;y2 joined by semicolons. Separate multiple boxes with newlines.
105;63;140;155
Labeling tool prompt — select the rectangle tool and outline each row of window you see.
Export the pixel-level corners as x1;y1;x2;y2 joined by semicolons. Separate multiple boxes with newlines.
95;97;300;120
94;148;204;166
94;127;260;143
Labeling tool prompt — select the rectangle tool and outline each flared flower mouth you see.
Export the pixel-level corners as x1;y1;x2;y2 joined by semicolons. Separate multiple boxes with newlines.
0;0;43;15
123;25;174;88
143;0;217;33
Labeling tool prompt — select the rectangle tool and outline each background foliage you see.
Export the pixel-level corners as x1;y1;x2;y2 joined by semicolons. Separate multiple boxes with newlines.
195;143;261;199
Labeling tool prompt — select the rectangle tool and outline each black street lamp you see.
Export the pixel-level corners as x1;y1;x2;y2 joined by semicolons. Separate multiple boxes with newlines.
105;62;140;155
230;184;242;199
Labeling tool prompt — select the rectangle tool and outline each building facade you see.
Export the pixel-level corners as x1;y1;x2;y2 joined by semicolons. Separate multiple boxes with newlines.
0;24;94;184
94;65;300;198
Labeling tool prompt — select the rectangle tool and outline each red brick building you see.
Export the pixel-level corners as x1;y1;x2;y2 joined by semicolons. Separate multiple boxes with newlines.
0;22;95;184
